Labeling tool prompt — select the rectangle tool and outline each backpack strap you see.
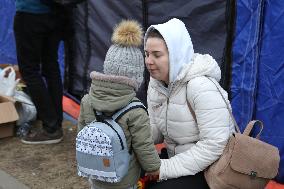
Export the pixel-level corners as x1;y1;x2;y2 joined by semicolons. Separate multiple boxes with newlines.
94;100;147;122
111;100;147;154
112;100;147;122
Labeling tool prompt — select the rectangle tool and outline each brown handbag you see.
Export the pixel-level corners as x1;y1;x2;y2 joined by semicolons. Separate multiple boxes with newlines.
203;78;280;189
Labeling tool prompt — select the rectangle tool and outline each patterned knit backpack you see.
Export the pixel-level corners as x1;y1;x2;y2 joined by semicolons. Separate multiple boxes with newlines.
76;101;145;183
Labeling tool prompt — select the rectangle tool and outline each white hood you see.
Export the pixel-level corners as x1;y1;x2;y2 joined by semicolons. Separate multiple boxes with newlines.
145;18;194;83
145;18;221;84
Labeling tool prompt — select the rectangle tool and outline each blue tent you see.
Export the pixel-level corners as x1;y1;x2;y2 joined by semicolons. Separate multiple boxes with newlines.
231;0;284;182
0;0;16;64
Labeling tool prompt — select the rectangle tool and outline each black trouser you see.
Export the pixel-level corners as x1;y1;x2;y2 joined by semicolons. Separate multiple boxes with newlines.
147;148;210;189
147;171;209;189
13;11;63;133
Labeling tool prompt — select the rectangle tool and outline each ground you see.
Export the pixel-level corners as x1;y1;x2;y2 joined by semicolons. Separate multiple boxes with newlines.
0;120;89;189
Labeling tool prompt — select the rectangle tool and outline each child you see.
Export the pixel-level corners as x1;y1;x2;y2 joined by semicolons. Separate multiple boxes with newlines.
77;20;161;189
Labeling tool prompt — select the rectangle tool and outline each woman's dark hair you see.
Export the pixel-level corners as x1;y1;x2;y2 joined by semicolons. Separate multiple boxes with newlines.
146;29;164;40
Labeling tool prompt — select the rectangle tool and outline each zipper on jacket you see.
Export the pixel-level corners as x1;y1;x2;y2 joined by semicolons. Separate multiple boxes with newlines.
165;98;169;137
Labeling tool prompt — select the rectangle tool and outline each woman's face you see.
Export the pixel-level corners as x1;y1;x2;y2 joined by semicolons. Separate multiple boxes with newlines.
145;37;169;84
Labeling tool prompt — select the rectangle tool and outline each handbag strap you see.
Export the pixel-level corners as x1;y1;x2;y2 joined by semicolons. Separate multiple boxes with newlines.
186;100;197;123
185;78;239;132
243;120;264;139
186;78;264;137
206;77;240;133
208;78;265;138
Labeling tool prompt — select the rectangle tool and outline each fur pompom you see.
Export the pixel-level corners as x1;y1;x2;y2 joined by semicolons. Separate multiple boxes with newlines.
112;20;143;47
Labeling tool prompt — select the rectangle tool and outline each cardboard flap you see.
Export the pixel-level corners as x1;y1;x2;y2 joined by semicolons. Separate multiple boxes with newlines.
0;102;19;124
230;133;280;179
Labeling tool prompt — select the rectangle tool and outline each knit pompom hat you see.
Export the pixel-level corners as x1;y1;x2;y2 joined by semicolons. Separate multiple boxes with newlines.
103;20;144;89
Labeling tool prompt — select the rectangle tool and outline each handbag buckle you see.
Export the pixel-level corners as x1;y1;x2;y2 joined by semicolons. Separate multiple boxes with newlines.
250;171;257;178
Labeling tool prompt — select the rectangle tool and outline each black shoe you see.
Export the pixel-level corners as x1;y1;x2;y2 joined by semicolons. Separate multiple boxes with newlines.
21;128;63;144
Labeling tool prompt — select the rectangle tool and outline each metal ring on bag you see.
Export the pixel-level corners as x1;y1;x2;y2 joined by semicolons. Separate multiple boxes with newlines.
250;171;257;179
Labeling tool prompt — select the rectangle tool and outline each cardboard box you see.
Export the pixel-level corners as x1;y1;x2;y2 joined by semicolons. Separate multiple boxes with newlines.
0;95;19;138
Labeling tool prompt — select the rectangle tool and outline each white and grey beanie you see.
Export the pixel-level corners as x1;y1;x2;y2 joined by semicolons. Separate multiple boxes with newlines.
103;20;144;89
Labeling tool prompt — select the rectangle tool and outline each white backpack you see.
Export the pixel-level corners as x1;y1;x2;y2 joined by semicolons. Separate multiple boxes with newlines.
76;101;146;183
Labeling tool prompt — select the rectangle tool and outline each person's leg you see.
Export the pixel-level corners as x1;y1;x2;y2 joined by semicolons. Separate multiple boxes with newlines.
14;12;63;144
147;172;209;189
41;13;63;133
14;12;52;124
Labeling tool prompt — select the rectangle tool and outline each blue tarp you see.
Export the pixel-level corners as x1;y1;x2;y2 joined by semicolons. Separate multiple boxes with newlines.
0;0;16;64
231;0;284;182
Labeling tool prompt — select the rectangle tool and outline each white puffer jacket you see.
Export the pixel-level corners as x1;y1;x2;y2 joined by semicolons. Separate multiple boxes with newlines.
146;18;235;180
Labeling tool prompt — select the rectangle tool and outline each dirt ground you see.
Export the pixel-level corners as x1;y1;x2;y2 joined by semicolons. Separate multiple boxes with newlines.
0;120;89;189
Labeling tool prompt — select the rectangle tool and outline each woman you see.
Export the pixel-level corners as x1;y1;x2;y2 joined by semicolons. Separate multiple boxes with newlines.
144;18;235;188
